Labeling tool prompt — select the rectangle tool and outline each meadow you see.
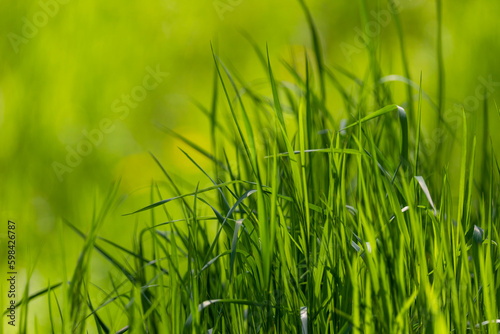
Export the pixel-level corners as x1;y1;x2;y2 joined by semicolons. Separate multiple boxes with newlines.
1;0;500;333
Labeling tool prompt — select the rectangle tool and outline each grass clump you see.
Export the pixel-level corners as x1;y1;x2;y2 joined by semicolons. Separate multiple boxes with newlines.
9;3;500;333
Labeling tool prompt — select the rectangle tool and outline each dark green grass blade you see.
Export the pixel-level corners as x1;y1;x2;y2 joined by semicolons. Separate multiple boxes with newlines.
341;104;408;167
64;219;136;283
202;189;258;266
97;236;168;274
2;283;63;315
86;292;110;334
125;180;257;215
178;148;231;213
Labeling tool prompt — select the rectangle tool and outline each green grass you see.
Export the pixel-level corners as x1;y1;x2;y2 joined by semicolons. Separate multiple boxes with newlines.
7;3;500;333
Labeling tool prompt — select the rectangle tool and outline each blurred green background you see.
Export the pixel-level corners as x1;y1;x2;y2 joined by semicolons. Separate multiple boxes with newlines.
1;0;499;330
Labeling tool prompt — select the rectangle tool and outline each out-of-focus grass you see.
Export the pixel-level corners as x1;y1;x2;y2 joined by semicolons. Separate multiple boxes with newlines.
1;0;500;332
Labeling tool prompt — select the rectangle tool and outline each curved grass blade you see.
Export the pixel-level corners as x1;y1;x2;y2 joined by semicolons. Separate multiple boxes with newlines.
342;104;408;168
64;219;135;283
2;282;63;316
202;189;258;266
155;123;227;171
124;180;255;215
184;299;265;330
415;176;437;216
229;218;245;282
297;0;325;102
86;291;109;334
178;148;231;213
